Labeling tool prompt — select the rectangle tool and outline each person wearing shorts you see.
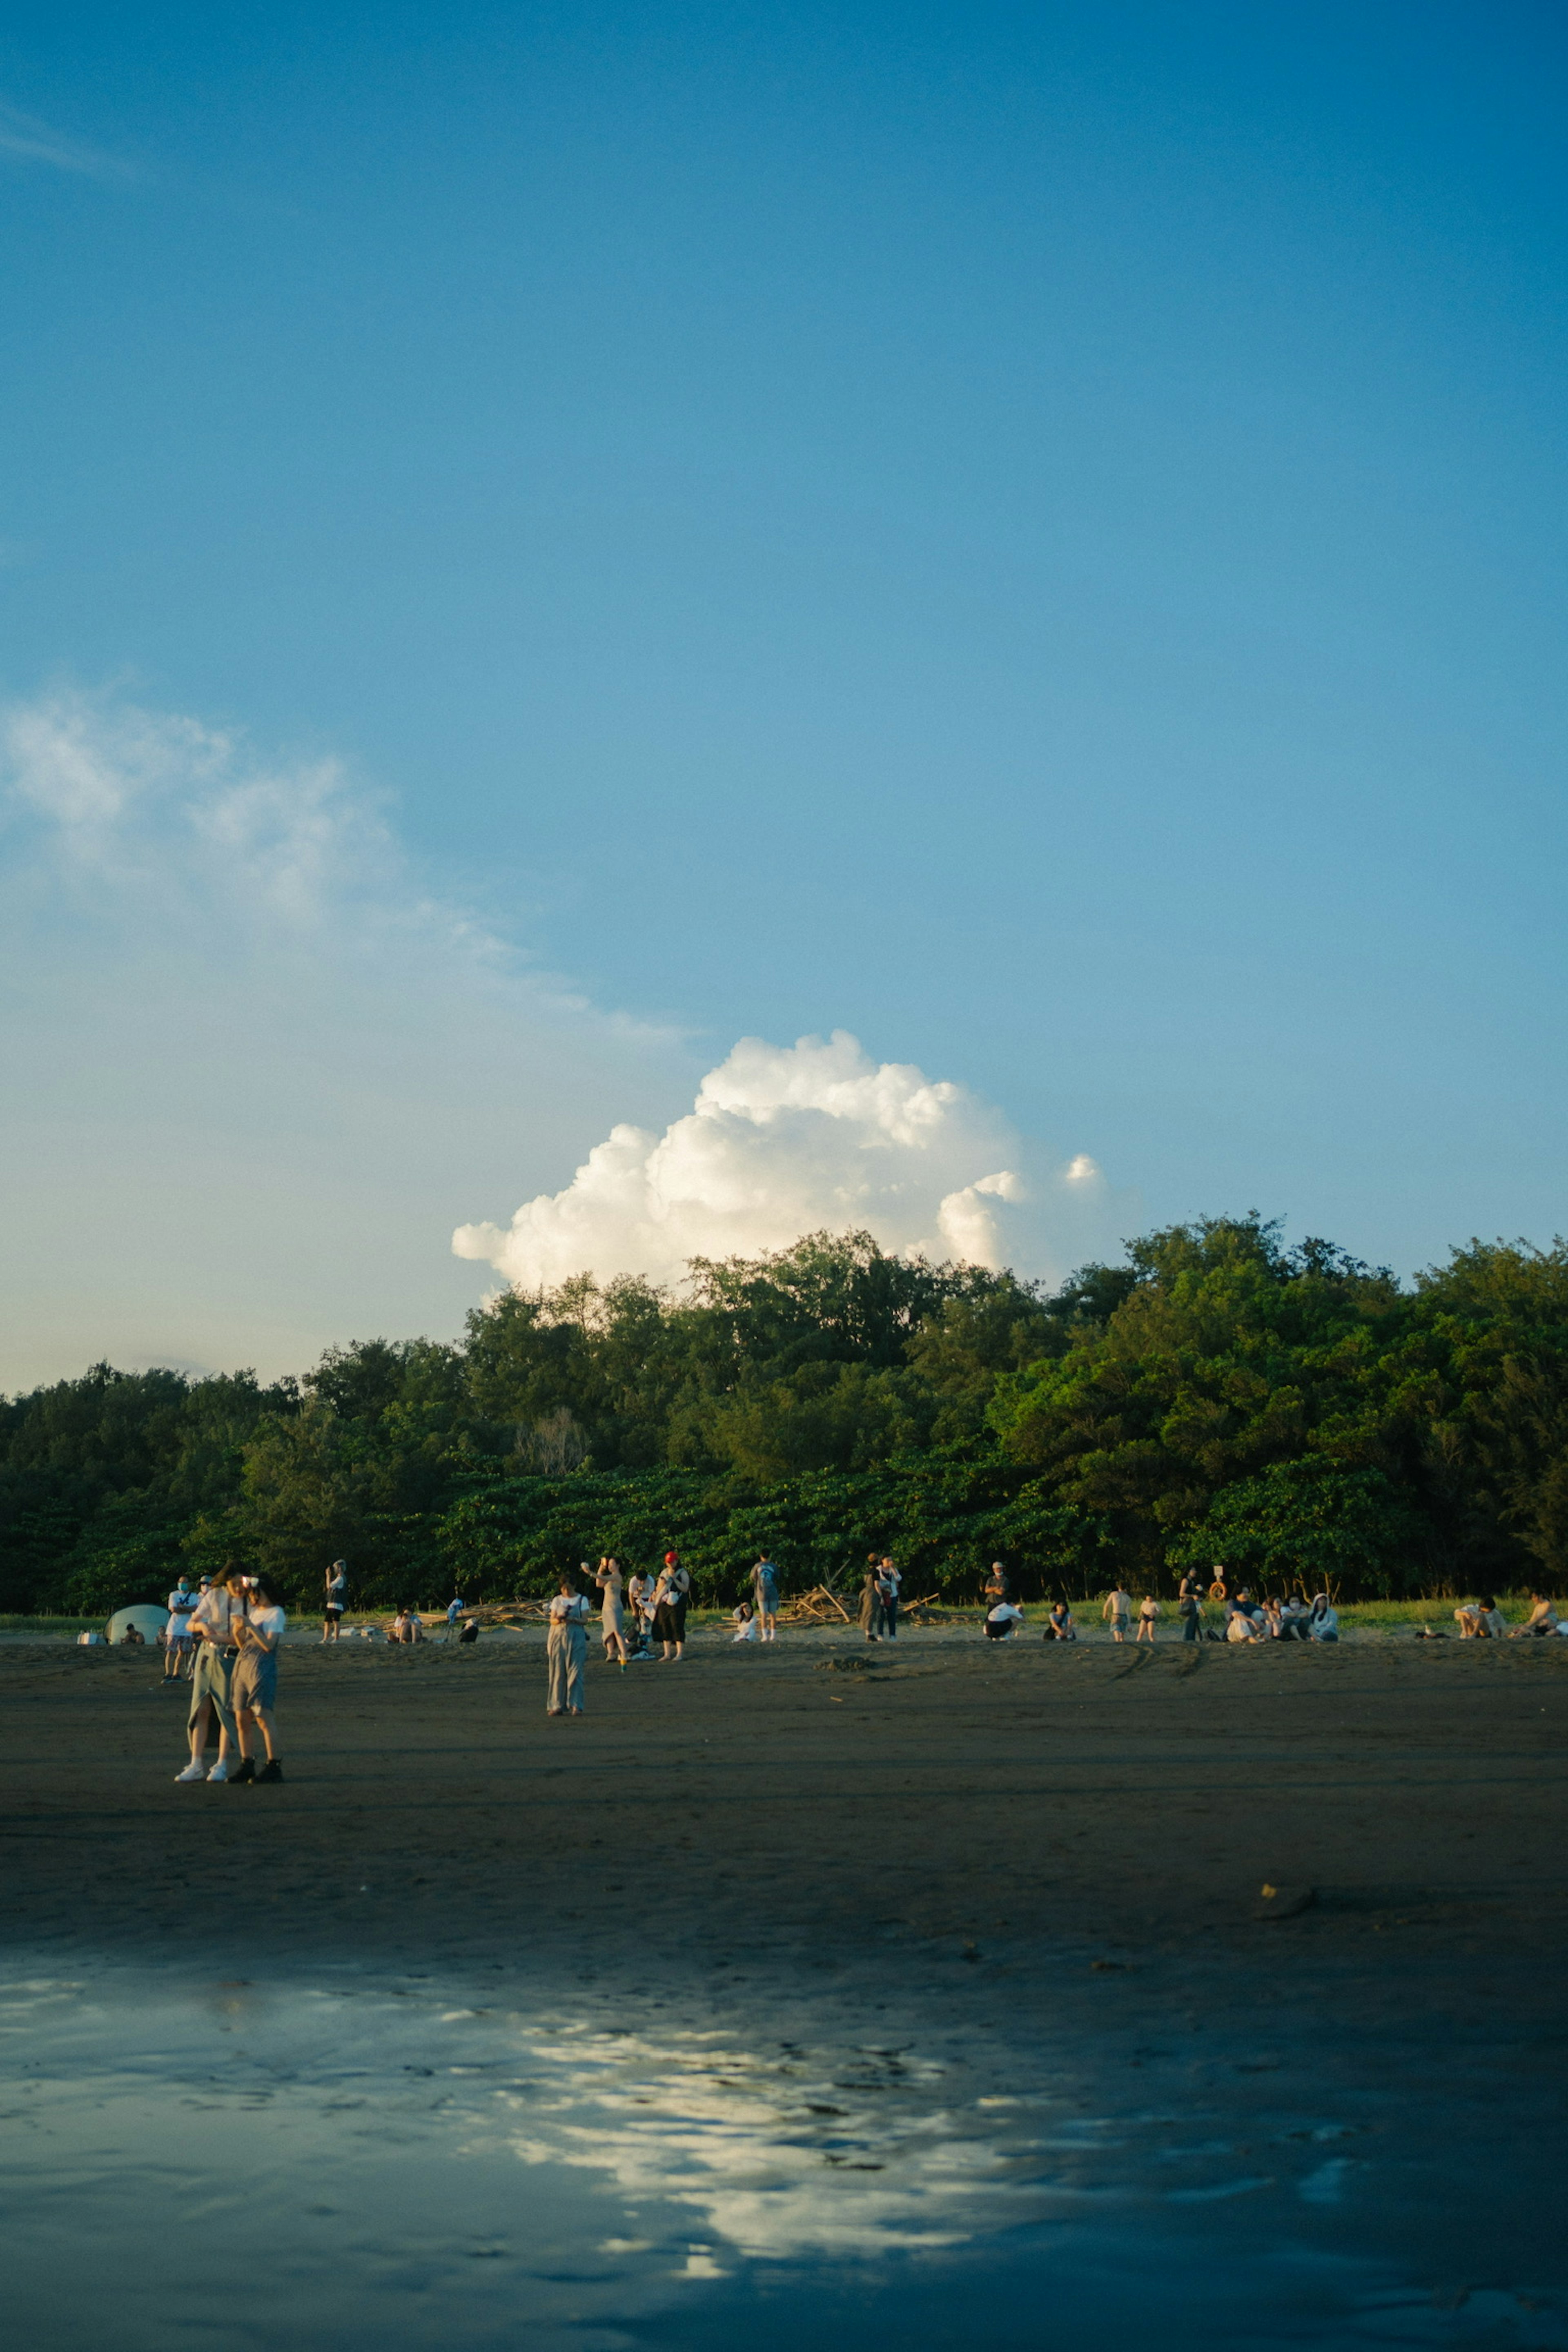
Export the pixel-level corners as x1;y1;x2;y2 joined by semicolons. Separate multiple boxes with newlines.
230;1575;287;1782
751;1555;781;1642
1102;1586;1132;1643
163;1577;198;1680
323;1560;348;1643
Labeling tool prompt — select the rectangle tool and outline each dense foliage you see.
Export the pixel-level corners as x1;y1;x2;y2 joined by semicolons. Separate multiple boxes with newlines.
4;1220;1567;1615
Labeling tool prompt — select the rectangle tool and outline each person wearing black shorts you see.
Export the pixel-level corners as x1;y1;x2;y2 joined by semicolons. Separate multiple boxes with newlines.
323;1559;348;1643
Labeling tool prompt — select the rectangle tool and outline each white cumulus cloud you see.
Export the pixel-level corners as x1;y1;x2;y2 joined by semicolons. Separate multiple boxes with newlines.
454;1030;1120;1290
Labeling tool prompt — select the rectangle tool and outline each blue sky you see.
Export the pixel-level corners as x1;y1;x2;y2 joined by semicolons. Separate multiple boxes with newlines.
2;2;1566;1384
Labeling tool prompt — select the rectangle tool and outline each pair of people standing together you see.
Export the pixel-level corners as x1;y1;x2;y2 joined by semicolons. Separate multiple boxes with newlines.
859;1554;901;1642
174;1563;285;1783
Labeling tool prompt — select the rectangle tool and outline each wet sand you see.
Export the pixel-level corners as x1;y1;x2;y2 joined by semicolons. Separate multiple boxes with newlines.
8;1625;1568;2328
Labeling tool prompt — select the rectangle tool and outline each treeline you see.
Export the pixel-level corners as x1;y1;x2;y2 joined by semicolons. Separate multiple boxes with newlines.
3;1219;1566;1617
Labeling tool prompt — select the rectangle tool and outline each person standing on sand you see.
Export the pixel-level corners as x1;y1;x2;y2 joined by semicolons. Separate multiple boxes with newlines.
1177;1569;1204;1643
176;1564;245;1782
751;1555;781;1641
546;1575;591;1714
323;1560;348;1643
1102;1585;1133;1643
1136;1595;1160;1644
983;1563;1009;1609
229;1574;286;1782
653;1550;690;1662
876;1555;902;1642
596;1557;628;1664
858;1564;880;1642
163;1576;197;1681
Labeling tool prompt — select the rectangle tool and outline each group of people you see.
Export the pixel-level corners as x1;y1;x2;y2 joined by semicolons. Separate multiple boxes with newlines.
169;1561;286;1783
973;1562;1342;1645
543;1548;717;1714
1456;1591;1565;1638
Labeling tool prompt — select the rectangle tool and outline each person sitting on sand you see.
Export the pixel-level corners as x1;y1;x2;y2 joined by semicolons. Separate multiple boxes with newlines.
732;1600;758;1643
1307;1592;1339;1642
457;1617;479;1644
1278;1593;1310;1641
1045;1600;1076;1642
1102;1586;1133;1643
1512;1592;1560;1639
1136;1595;1160;1644
1226;1606;1263;1643
120;1622;145;1645
1455;1598;1494;1637
984;1599;1026;1641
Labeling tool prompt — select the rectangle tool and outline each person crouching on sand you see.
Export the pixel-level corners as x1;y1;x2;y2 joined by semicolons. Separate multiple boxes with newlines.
1045;1600;1075;1641
546;1575;591;1714
176;1564;245;1782
984;1599;1025;1641
229;1574;286;1783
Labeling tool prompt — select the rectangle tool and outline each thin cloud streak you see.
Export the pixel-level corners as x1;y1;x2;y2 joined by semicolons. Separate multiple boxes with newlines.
0;100;136;180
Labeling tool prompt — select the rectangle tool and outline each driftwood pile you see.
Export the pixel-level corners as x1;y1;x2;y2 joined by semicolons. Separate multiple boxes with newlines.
779;1585;853;1625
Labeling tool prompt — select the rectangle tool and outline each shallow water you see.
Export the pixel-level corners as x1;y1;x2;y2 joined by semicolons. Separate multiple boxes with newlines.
2;1962;1564;2350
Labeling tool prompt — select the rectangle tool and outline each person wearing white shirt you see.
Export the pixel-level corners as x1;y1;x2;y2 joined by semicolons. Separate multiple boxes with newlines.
176;1565;245;1782
1307;1594;1339;1643
163;1577;198;1682
732;1602;759;1643
229;1576;287;1782
984;1601;1025;1642
546;1577;591;1715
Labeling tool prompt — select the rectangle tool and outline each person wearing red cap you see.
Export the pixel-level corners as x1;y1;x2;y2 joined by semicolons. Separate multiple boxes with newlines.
652;1549;690;1662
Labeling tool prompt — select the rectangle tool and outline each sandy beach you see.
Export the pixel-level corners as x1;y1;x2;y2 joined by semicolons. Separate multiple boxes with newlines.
7;1625;1568;2019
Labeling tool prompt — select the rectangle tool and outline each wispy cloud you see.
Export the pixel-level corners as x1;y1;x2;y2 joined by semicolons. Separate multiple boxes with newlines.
0;100;135;181
0;686;689;1387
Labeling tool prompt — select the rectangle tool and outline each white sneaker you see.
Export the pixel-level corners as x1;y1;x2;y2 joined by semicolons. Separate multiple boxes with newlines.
175;1762;205;1782
206;1761;230;1782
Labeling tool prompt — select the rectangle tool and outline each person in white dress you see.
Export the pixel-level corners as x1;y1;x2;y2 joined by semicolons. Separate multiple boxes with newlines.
595;1557;628;1663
